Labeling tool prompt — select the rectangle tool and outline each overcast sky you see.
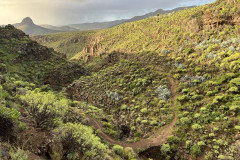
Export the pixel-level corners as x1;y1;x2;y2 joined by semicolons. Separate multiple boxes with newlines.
0;0;216;26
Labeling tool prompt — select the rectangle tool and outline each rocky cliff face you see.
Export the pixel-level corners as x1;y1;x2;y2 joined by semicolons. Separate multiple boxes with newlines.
81;36;105;56
202;1;240;29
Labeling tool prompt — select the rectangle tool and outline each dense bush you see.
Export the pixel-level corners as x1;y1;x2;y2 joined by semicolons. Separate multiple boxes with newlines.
0;106;19;121
54;122;108;159
161;143;171;155
230;78;240;86
20;90;68;128
190;145;201;157
112;145;124;155
0;85;20;121
9;148;29;160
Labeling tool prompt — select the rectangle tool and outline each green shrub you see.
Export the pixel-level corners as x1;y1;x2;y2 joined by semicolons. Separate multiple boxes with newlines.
120;104;128;110
209;133;215;137
0;63;7;72
216;139;224;146
197;141;206;146
235;126;240;131
9;148;28;160
204;151;213;160
230;78;240;86
177;95;189;102
218;155;226;160
17;122;28;132
183;48;195;54
206;44;219;52
206;91;216;96
180;117;191;125
140;108;148;114
182;88;190;94
192;124;202;130
54;123;108;159
229;105;240;115
168;136;180;144
212;96;224;104
69;101;80;107
228;86;239;92
161;143;171;155
186;140;192;150
150;120;158;126
20;90;68;128
123;147;136;159
195;67;203;73
167;136;180;151
173;74;181;79
0;106;19;121
112;145;124;155
141;120;148;124
213;127;219;132
190;145;201;157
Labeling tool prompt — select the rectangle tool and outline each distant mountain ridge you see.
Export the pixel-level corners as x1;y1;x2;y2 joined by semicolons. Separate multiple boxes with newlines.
125;6;195;23
14;6;195;35
69;19;127;31
39;24;78;32
13;17;59;36
68;6;195;30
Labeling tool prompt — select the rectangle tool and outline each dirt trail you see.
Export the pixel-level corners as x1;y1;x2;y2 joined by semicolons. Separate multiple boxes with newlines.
28;153;48;160
87;76;178;152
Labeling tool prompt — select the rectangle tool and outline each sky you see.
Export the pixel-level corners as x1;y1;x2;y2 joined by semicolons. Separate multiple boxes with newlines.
0;0;216;26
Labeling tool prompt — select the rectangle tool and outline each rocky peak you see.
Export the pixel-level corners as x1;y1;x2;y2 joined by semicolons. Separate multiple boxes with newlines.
21;17;34;25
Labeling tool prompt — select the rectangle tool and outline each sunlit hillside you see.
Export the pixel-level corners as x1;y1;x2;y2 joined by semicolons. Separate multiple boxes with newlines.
0;0;239;160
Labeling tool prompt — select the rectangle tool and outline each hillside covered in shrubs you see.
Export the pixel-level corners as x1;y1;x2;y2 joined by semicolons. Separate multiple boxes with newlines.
1;0;240;160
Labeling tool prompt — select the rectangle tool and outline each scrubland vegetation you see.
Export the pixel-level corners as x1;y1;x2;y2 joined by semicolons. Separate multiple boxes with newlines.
1;0;240;159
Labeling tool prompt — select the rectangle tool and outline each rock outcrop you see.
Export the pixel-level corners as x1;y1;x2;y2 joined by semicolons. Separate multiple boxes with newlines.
0;25;53;62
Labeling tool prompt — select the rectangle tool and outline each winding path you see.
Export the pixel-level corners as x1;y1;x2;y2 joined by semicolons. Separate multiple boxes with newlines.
87;76;178;152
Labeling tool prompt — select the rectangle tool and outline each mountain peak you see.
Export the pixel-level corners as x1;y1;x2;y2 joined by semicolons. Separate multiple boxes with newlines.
21;17;34;25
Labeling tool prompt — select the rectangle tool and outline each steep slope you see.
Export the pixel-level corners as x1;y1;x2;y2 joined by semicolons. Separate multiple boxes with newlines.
13;17;60;36
71;0;240;60
31;31;96;59
0;25;130;160
69;6;195;31
0;25;86;87
67;53;174;140
64;0;240;159
1;0;240;160
32;6;193;59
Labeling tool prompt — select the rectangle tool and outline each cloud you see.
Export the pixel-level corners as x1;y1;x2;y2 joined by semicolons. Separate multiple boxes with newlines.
0;0;216;25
